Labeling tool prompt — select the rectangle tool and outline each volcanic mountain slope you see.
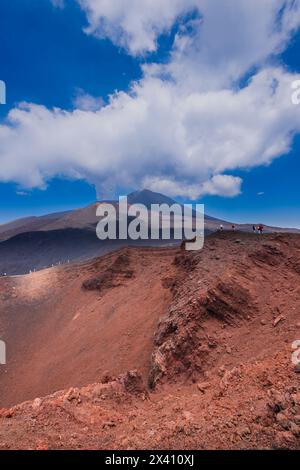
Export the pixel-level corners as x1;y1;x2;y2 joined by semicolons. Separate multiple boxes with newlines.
0;228;178;276
0;190;220;240
0;232;300;449
0;210;72;242
1;189;299;276
1;189;298;242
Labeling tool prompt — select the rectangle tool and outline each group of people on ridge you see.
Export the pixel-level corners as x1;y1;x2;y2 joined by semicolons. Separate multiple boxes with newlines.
219;224;264;234
253;224;264;234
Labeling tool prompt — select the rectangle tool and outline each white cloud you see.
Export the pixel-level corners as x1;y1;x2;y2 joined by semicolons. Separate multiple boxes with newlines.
78;0;300;69
143;175;242;200
200;175;242;198
156;0;300;92
1;67;299;199
78;0;197;55
0;1;300;200
73;89;104;111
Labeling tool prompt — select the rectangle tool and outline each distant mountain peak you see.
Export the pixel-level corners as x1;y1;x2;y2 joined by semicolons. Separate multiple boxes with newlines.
127;189;176;208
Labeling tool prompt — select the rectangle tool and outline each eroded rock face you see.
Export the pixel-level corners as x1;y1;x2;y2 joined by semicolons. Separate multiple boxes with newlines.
173;252;198;271
149;233;300;389
82;252;134;292
149;272;255;387
249;243;285;267
204;280;255;325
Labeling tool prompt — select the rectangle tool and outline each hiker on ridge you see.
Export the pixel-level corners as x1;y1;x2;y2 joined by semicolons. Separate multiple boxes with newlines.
258;224;264;234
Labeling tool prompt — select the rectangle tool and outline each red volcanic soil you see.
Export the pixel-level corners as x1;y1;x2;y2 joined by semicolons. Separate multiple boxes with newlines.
0;247;176;407
0;232;300;450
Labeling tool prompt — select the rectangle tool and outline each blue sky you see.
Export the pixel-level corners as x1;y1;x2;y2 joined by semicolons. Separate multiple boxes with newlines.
0;0;300;227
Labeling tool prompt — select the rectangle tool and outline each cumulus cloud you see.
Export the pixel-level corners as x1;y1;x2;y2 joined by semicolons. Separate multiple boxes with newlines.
78;0;197;55
161;0;300;92
1;67;299;198
0;0;300;199
78;0;300;65
143;175;242;200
